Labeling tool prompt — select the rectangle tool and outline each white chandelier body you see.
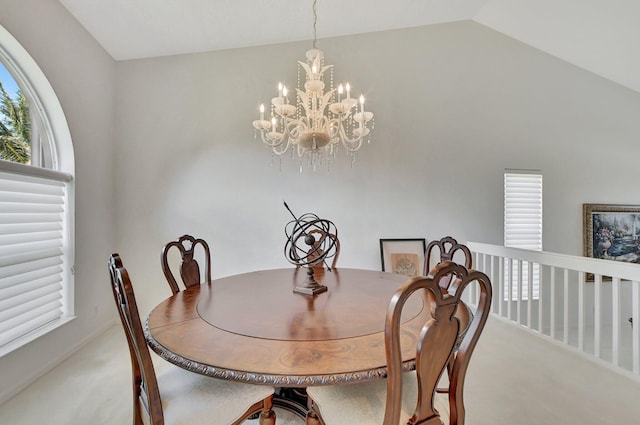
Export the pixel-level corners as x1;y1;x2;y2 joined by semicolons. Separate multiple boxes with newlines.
252;48;374;170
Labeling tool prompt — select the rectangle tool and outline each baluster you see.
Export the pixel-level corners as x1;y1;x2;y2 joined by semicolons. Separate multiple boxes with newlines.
612;277;620;367
517;259;523;325
507;258;513;321
594;274;602;358
578;271;585;351
550;266;556;339
527;261;533;328
633;280;640;375
498;256;504;317
490;255;498;314
563;268;569;345
538;264;544;333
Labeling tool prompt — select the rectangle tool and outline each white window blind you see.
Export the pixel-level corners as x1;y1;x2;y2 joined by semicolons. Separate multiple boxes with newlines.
504;171;542;300
0;167;70;348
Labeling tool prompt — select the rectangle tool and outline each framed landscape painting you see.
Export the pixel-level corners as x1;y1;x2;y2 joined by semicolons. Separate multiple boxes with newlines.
380;238;426;277
583;204;640;264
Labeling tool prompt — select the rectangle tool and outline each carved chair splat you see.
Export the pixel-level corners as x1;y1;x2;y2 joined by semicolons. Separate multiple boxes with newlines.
161;234;211;295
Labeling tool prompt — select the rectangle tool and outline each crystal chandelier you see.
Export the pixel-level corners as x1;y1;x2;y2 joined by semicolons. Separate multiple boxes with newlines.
252;0;374;171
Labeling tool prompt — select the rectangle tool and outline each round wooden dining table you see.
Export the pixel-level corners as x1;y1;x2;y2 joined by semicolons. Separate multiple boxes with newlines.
144;267;430;414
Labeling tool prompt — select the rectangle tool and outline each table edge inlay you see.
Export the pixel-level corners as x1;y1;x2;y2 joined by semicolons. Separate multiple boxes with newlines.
145;316;415;387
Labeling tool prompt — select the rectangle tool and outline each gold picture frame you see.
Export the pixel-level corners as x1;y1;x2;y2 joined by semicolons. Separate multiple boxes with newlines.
583;203;640;263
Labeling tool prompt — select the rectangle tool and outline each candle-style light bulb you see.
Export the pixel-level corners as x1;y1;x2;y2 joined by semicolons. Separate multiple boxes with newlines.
338;84;344;102
359;95;365;120
282;86;288;104
271;117;277;132
345;83;351;99
259;103;265;120
278;82;283;99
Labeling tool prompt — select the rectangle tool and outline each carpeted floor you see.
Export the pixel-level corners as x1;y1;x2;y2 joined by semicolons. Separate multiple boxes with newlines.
2;316;640;424
0;325;304;425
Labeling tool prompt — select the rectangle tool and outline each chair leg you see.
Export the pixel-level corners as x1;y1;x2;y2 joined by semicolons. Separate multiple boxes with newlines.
258;395;276;425
306;400;323;425
306;410;322;425
259;409;276;425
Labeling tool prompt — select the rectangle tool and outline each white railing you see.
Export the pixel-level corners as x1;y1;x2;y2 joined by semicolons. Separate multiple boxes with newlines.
467;242;640;378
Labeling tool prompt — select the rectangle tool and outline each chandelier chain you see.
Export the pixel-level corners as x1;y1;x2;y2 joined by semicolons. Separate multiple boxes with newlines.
312;0;318;49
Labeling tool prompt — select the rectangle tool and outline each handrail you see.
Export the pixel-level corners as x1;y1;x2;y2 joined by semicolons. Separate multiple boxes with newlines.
468;242;640;281
467;241;640;379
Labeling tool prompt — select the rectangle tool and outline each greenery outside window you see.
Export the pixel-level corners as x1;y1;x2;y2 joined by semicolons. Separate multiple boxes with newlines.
0;66;31;164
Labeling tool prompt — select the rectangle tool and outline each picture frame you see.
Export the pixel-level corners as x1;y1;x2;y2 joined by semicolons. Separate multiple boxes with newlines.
583;204;640;264
380;238;427;277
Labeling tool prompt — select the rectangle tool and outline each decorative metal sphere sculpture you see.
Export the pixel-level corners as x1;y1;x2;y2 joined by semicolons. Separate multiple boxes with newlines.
284;202;338;295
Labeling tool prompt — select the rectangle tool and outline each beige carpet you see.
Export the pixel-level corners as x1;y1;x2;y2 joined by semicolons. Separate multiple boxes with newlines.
0;325;303;425
2;317;640;425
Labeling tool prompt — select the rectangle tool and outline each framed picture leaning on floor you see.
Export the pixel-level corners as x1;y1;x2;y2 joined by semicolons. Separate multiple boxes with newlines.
379;238;426;277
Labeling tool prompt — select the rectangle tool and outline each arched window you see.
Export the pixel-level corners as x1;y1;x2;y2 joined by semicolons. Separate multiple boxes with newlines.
0;24;75;356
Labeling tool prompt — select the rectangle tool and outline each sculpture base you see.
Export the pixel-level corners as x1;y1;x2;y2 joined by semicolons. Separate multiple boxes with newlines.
293;284;328;296
293;268;328;296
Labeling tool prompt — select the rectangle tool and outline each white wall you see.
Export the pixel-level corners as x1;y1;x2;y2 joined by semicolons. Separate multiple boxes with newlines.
115;21;640;315
0;0;116;403
1;9;639;405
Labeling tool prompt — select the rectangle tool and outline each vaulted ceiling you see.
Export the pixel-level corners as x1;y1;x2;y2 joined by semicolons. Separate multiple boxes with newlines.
58;0;640;93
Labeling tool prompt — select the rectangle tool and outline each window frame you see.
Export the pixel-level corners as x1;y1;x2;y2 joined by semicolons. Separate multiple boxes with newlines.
504;169;542;301
0;24;75;356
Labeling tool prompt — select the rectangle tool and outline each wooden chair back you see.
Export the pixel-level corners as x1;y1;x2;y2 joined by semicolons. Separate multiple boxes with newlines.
424;238;483;419
383;261;492;425
424;236;472;277
109;253;164;425
161;234;211;295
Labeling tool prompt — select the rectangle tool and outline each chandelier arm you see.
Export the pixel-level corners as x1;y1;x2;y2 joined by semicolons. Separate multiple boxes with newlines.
285;120;301;142
337;124;365;152
317;115;332;137
258;118;293;149
326;117;341;139
271;137;291;156
258;130;284;148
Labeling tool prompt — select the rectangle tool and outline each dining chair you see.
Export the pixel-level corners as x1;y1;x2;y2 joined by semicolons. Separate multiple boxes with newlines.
305;261;492;425
161;234;211;294
109;254;276;425
424;236;472;275
423;237;475;404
